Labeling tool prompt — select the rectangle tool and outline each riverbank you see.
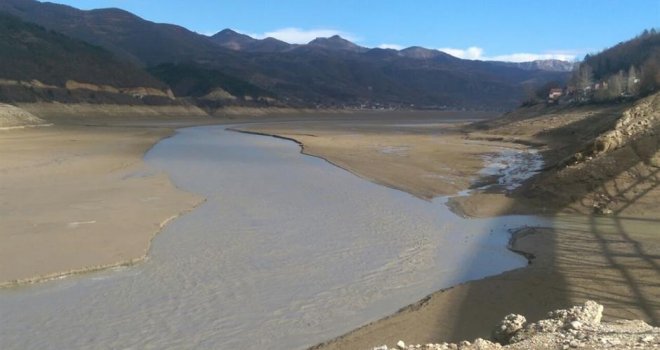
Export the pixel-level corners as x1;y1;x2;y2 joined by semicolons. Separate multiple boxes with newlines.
1;98;657;348
0;124;206;287
229;95;659;348
233;119;528;201
0;123;543;350
0;109;499;287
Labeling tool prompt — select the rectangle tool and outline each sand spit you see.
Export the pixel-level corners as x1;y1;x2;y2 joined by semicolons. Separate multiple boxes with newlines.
0;103;50;129
234;121;531;200
0;125;203;287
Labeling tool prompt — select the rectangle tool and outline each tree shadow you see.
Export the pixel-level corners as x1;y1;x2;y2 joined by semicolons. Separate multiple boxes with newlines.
443;100;660;342
311;97;659;349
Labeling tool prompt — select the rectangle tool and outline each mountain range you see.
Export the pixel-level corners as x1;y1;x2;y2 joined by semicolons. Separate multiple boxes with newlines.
0;0;574;110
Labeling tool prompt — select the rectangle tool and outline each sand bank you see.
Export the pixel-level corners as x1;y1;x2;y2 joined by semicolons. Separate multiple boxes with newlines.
0;103;49;129
0;125;203;286
0;108;484;287
2;102;656;348
235;120;528;200
231;108;658;349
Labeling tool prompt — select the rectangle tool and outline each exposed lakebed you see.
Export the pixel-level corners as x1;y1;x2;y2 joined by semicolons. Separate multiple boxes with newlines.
0;125;548;349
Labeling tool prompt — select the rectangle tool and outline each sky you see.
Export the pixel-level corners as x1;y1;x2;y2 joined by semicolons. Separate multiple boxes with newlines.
46;0;659;62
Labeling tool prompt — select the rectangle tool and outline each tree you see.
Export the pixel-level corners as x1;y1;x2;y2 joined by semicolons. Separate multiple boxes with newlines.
607;70;625;98
639;55;660;94
577;64;594;93
627;65;639;95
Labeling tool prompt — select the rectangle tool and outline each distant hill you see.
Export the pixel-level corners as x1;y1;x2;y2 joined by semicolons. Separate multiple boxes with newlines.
0;0;571;110
147;63;274;102
0;0;227;66
495;59;575;72
0;12;173;104
400;47;453;60
307;35;368;53
211;29;293;52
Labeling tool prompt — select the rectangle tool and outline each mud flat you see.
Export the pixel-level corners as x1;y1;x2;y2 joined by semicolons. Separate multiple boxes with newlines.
0;125;202;286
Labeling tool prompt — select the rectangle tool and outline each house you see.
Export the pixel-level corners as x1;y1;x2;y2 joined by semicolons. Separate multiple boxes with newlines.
594;81;608;90
548;88;563;100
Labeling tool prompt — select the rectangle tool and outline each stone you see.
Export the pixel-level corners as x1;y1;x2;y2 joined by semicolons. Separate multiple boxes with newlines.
397;340;406;349
569;321;583;330
640;335;654;343
492;314;527;344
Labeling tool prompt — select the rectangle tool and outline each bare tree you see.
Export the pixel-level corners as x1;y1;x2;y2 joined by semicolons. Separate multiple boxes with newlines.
607;70;625;98
577;64;594;95
627;65;639;95
640;57;659;94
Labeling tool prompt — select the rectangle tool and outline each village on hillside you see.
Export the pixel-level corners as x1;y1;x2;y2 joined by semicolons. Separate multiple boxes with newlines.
546;64;643;104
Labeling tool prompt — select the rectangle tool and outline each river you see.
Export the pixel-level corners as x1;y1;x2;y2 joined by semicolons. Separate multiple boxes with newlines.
0;125;546;349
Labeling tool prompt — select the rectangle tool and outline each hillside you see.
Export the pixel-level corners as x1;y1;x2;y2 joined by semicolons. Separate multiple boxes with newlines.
585;30;659;80
0;0;570;110
570;29;659;101
0;12;174;104
0;0;225;66
147;63;277;108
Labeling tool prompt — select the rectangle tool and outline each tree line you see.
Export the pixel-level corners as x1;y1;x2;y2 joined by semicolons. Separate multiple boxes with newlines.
570;29;659;101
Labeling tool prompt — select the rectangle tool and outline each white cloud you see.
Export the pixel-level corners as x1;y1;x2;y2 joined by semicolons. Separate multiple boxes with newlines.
488;52;577;62
378;43;404;50
438;46;484;60
249;27;358;44
437;46;579;62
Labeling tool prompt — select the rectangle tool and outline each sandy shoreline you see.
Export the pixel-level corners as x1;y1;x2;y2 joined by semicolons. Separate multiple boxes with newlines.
0;124;206;287
229;108;658;349
0;109;491;287
234;121;529;200
1;102;657;349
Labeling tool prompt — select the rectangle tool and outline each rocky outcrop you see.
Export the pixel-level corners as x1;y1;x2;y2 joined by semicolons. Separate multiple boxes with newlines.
492;314;527;344
371;301;659;349
592;92;658;155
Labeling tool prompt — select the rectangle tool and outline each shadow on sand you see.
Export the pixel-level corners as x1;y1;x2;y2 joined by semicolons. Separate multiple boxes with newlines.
312;100;659;348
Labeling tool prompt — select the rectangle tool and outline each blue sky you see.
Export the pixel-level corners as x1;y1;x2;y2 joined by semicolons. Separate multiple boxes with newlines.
47;0;659;62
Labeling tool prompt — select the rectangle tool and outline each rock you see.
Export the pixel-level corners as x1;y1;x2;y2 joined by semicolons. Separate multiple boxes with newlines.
569;321;583;330
472;338;500;349
492;314;527;344
369;300;659;349
640;335;654;343
593;201;613;215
